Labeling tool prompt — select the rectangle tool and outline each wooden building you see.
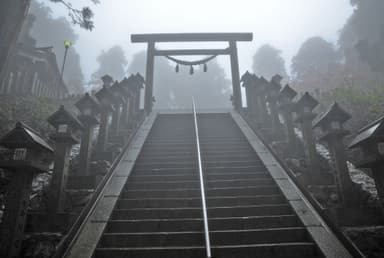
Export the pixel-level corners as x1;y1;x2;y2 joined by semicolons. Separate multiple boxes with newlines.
0;44;69;98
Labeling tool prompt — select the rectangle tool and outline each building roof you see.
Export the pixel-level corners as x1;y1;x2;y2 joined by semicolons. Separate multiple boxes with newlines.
349;116;384;149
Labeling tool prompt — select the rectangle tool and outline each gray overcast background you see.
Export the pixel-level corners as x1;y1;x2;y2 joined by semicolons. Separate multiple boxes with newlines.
40;0;353;81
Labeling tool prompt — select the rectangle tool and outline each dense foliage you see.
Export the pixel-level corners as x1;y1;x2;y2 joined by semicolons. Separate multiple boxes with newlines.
319;86;384;132
0;96;58;137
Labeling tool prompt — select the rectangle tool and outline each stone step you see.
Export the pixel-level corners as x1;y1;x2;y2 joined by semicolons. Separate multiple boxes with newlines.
111;204;292;220
121;185;280;198
128;171;270;182
99;227;309;248
94;243;318;258
116;194;286;209
105;215;300;233
125;178;275;190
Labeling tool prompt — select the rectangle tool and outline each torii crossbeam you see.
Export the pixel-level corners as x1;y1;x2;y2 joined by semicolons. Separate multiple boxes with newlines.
131;33;253;113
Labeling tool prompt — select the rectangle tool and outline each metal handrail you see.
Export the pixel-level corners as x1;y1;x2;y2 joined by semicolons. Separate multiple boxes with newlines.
192;99;212;258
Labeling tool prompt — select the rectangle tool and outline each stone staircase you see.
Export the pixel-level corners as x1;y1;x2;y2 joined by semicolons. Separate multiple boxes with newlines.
93;113;322;258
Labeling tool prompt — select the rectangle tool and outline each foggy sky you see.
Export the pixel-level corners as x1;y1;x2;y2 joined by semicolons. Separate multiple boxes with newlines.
39;0;353;81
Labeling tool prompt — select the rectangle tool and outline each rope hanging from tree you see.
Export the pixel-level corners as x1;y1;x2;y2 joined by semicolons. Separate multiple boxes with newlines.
164;54;218;74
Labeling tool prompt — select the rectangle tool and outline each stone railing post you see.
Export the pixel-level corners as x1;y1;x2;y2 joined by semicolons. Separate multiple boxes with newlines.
0;122;53;258
47;106;84;213
277;84;298;147
313;102;356;205
75;93;100;176
294;92;320;177
95;75;115;153
349;116;384;211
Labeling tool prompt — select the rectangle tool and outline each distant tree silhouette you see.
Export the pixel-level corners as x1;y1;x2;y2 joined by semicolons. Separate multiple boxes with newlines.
291;37;341;92
92;45;128;84
252;44;287;80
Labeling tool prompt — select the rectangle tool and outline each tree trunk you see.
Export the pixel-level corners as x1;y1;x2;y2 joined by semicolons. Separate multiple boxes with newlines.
0;0;30;82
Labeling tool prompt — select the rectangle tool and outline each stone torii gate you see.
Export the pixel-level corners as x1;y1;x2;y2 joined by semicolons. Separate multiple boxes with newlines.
131;33;253;113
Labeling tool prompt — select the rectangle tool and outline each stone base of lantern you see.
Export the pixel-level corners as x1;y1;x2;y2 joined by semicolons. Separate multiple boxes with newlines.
26;212;73;233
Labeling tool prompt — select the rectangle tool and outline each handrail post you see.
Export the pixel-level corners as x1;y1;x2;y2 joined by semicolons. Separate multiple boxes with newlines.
192;99;212;258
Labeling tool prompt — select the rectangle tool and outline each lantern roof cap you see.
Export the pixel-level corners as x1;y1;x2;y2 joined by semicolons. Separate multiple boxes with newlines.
295;92;319;111
47;105;84;130
75;93;101;113
101;74;113;86
278;84;297;101
313;102;351;129
240;71;253;85
0;122;53;152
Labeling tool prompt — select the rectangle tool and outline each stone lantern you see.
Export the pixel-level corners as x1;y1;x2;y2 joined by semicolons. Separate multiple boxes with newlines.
313;102;355;205
277;84;298;147
348;115;384;209
118;77;134;130
109;81;127;140
47;105;84;213
0;122;54;257
126;74;144;128
265;74;283;139
95;76;115;154
257;76;271;127
240;71;254;116
75;93;100;176
294;92;320;176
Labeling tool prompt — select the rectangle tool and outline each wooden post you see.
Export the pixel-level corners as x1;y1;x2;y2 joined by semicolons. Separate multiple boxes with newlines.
229;41;242;110
144;42;155;114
